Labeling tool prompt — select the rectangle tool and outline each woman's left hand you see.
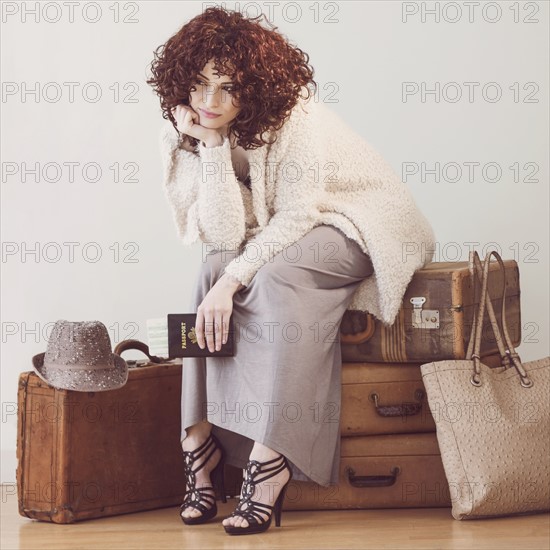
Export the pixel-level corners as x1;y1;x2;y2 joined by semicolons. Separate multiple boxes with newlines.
195;276;242;352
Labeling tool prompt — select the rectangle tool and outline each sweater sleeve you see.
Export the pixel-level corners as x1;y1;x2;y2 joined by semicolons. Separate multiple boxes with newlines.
159;120;246;250
222;101;321;286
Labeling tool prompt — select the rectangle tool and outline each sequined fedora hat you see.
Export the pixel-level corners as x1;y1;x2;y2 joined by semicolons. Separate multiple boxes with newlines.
32;320;128;392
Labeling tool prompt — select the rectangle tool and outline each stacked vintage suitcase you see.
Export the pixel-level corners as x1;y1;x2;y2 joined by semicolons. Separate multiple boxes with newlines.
16;259;521;522
282;258;521;511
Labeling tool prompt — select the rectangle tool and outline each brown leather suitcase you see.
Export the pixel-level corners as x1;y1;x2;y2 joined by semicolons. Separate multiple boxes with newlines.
283;432;452;510
340;259;521;363
16;341;243;523
340;354;502;437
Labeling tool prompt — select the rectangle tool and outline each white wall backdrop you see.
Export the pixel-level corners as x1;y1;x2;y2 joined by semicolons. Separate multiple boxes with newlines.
1;1;548;483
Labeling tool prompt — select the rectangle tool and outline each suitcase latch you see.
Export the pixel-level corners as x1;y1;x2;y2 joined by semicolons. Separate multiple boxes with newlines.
410;297;439;329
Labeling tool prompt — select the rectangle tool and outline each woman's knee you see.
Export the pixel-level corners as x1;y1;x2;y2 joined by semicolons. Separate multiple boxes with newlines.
251;232;374;289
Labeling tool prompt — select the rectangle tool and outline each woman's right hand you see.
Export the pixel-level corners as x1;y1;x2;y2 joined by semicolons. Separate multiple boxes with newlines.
171;104;224;147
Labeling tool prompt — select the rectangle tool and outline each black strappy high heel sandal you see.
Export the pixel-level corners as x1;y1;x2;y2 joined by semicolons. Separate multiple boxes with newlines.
179;432;227;525
223;453;293;536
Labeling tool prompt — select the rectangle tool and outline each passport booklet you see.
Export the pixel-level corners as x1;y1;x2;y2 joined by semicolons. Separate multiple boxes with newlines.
167;313;235;358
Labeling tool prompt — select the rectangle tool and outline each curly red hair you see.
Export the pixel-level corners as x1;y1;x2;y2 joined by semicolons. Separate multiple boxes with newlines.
146;6;317;151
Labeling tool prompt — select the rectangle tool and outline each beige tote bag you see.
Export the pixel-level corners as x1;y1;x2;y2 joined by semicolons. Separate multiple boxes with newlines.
420;249;550;520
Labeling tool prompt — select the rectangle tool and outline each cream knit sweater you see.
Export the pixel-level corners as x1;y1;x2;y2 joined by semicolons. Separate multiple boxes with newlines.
159;94;436;326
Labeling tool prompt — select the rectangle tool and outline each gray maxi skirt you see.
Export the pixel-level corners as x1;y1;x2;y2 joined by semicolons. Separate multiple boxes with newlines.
180;224;375;487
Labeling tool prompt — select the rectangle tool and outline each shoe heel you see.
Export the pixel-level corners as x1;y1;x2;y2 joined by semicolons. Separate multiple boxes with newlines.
274;479;291;527
211;450;227;504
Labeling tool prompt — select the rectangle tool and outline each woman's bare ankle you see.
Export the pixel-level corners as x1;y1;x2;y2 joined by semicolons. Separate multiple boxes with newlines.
181;421;212;449
249;441;280;462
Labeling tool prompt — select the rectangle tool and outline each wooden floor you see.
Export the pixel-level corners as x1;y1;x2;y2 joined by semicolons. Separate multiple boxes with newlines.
2;488;549;549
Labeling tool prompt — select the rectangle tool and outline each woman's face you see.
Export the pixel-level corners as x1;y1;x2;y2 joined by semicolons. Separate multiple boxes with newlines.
189;59;241;136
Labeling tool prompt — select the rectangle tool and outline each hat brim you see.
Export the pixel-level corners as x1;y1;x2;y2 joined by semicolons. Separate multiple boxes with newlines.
31;352;129;392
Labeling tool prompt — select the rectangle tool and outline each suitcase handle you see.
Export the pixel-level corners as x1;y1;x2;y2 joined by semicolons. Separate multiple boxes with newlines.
345;466;400;487
369;389;424;417
113;339;166;364
340;311;376;344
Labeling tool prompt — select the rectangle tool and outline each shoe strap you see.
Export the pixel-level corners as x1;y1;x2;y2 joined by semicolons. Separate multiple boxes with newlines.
182;485;216;511
244;453;288;484
182;433;218;475
231;500;275;524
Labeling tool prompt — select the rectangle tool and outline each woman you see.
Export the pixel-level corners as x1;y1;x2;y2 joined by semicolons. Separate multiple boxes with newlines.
147;6;436;536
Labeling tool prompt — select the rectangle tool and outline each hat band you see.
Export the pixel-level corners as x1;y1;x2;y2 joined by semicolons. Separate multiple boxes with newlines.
44;361;116;371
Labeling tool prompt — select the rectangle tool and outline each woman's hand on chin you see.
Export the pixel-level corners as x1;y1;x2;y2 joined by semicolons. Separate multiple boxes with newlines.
171;104;224;147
